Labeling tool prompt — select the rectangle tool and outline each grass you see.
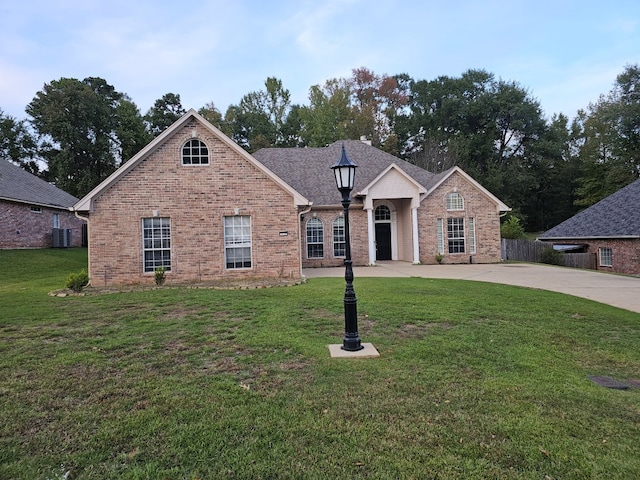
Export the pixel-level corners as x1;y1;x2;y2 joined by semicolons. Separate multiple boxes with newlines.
0;249;639;479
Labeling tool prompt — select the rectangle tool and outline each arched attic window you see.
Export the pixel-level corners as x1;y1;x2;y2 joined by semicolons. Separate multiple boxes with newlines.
182;139;209;165
446;192;464;211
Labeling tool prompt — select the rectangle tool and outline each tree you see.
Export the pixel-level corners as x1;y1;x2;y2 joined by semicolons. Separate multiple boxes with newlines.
26;77;149;197
574;64;640;207
398;69;547;228
0;108;38;173
115;97;152;162
299;78;353;147
223;78;295;152
145;93;185;137
198;102;224;131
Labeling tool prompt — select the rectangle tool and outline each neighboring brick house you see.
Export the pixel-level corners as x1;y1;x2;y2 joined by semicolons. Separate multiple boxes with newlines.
0;158;85;249
75;110;509;286
539;178;640;275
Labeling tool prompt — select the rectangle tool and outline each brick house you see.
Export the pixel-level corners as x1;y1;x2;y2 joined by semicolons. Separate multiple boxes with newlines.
74;110;509;286
0;158;85;249
539;177;640;275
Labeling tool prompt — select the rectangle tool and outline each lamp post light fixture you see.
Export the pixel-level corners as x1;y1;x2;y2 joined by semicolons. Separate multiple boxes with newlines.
331;144;363;352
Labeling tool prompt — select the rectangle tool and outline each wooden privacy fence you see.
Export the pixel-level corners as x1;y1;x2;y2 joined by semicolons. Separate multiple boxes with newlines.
501;239;597;270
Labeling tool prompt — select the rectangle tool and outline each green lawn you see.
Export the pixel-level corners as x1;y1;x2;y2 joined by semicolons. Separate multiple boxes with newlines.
1;249;639;479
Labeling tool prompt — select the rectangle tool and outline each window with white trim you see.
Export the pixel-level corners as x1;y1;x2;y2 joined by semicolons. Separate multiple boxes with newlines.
468;217;476;254
53;214;60;229
224;215;252;269
333;216;345;257
143;217;171;273
306;218;324;258
182;139;209;165
598;247;613;267
446;192;464;211
447;218;465;254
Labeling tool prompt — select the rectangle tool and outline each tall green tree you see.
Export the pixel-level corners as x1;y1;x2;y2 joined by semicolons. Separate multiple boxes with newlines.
574;64;640;207
26;77;148;197
0;108;38;174
398;69;547;227
145;93;185;137
224;77;295;152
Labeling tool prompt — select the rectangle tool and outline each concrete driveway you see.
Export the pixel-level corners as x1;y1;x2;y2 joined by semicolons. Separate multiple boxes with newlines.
303;262;640;314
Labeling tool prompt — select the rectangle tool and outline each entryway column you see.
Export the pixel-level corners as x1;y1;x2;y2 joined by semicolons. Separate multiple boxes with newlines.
412;207;420;264
366;207;376;265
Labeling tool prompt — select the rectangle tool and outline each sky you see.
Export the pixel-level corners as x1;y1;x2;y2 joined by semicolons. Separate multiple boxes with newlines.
1;0;639;122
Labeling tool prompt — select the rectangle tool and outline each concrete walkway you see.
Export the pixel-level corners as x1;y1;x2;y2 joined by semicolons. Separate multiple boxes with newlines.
303;262;640;314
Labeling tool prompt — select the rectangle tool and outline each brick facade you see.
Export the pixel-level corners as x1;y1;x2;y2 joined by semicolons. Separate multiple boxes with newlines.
301;170;503;268
86;119;303;286
0;200;85;249
418;171;502;264
585;238;640;275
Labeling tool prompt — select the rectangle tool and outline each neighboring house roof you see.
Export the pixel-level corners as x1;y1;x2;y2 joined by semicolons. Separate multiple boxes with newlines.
540;177;640;240
0;158;78;209
254;140;510;211
74;109;309;212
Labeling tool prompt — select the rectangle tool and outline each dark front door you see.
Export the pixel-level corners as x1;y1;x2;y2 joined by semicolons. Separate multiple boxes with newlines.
375;223;392;260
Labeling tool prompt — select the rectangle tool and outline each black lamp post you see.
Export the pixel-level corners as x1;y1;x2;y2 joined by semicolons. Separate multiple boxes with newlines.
331;145;363;351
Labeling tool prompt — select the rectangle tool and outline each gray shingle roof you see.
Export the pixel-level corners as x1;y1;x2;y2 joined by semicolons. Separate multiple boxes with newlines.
540;177;640;239
0;159;78;209
253;140;439;206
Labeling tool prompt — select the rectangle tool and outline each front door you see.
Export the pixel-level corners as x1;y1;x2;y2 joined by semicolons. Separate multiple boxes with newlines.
375;223;392;260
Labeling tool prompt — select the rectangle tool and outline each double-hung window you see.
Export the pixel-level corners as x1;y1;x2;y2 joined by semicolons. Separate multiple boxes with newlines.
224;216;252;269
306;218;324;258
333;216;345;257
598;247;613;267
447;218;465;254
143;217;171;272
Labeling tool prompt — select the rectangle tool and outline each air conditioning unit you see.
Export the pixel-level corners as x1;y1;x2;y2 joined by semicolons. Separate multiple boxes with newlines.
52;228;72;248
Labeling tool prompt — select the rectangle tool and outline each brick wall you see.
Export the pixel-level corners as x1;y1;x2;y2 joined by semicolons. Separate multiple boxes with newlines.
1;200;85;249
87;120;302;286
300;206;368;268
585;238;640;275
418;171;502;264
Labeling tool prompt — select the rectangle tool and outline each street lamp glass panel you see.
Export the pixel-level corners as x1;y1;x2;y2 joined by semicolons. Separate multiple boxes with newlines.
333;165;356;191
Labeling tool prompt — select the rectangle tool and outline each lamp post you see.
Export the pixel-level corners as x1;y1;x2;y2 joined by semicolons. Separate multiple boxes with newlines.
331;145;363;352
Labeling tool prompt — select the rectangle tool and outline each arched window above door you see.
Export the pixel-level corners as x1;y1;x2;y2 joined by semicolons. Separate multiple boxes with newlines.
375;205;391;221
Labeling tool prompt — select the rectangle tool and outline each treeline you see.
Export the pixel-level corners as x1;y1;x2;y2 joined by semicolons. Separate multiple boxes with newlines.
1;65;639;232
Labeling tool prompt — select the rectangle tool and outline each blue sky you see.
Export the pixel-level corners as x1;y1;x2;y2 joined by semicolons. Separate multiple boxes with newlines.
1;0;639;122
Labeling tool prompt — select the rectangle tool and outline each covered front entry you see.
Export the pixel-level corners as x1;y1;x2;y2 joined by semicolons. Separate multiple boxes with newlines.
360;164;425;265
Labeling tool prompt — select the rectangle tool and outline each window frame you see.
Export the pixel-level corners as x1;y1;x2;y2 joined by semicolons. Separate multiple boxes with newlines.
598;247;613;267
446;192;464;211
142;217;171;273
306;217;324;259
333;216;346;258
447;217;465;254
224;215;252;270
181;138;209;166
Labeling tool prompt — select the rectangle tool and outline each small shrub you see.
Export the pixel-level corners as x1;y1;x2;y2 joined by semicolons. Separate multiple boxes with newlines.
501;215;525;239
66;269;89;292
540;247;563;265
154;267;166;286
435;253;443;264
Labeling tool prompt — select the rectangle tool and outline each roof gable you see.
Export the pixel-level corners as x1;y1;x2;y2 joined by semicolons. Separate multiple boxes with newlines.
540;177;640;239
424;166;511;212
74;110;309;211
0;158;78;209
